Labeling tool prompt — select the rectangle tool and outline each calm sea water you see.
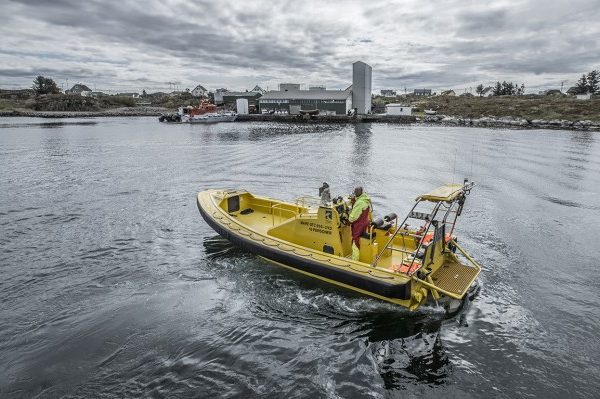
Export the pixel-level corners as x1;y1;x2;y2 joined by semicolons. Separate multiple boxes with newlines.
1;117;599;398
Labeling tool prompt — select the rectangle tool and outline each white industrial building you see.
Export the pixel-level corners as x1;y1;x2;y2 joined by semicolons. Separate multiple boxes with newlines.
258;61;373;115
386;104;412;116
258;89;352;115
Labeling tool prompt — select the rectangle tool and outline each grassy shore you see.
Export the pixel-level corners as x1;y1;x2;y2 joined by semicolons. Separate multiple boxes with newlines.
374;94;600;121
0;91;197;113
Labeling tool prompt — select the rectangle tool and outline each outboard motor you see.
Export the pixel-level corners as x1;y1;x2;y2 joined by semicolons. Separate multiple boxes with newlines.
318;182;330;205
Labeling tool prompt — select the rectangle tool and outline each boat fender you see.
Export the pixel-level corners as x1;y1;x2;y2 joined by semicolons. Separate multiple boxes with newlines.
240;208;254;215
448;240;457;253
416;269;428;280
384;213;397;222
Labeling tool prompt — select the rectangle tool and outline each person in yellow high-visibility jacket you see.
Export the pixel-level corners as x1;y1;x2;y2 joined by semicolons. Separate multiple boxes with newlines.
348;187;372;261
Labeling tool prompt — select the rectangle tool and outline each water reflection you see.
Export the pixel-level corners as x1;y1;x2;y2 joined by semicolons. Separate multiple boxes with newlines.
350;124;373;184
359;312;450;388
42;131;71;159
560;131;595;182
0;121;97;129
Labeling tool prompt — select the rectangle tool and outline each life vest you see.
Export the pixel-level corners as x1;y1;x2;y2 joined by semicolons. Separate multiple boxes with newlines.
421;233;453;245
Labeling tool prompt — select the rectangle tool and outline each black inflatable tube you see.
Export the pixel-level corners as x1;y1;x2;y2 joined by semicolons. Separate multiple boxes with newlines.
198;199;411;300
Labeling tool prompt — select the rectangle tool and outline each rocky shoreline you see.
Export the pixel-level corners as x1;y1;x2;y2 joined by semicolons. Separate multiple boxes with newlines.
1;108;599;131
235;114;417;123
0;106;168;118
421;114;600;131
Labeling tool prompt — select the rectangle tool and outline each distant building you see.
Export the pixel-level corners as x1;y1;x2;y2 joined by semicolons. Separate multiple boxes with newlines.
576;93;592;100
385;104;412;116
191;84;208;98
116;92;139;98
441;90;456;96
380;89;396;97
279;83;301;91
566;86;579;95
413;89;432;96
481;87;494;97
352;61;372;114
259;88;352;115
213;88;229;104
222;91;262;110
65;83;92;96
251;85;266;94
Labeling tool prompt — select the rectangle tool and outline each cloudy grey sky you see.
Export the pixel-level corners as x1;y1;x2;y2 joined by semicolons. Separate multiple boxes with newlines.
1;0;599;93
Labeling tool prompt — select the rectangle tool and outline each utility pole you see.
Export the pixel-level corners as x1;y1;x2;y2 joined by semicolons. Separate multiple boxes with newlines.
560;81;564;92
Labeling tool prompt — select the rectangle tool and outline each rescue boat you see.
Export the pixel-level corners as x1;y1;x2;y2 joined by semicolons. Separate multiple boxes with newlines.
158;99;237;123
197;181;481;312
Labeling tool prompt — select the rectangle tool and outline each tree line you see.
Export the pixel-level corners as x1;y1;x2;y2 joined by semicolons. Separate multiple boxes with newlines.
32;75;60;95
475;82;525;96
575;70;599;94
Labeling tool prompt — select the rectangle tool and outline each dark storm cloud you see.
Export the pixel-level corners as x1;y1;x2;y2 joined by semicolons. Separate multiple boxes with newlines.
0;67;114;79
1;0;600;91
7;0;347;73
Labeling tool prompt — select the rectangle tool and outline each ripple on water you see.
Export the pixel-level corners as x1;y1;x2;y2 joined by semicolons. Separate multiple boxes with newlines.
2;120;600;398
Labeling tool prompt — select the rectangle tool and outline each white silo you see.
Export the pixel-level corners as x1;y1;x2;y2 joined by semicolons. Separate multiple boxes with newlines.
352;61;372;115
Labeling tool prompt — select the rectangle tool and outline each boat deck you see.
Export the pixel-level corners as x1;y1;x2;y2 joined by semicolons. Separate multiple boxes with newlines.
430;262;480;296
230;206;421;273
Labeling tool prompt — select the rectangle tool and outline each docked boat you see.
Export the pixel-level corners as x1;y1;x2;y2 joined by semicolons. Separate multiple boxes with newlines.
197;181;480;312
159;100;237;123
